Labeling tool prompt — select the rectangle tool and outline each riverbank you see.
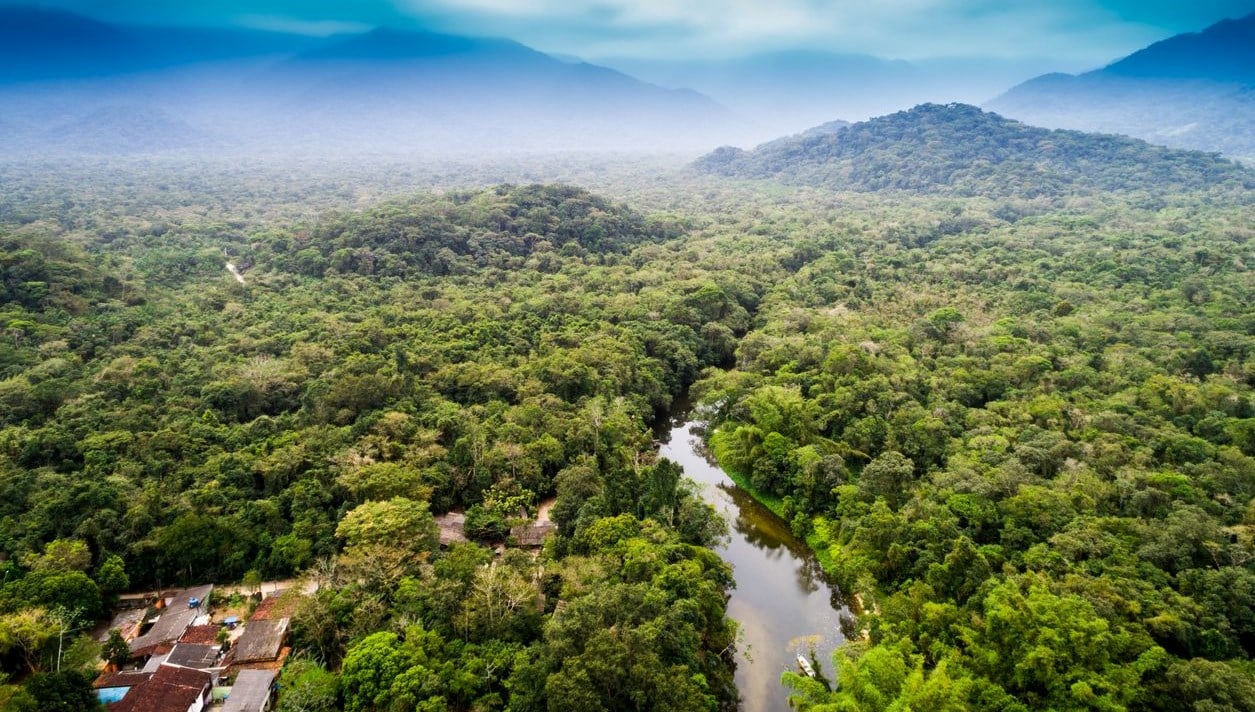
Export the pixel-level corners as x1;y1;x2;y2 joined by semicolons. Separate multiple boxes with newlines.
706;426;842;578
661;416;848;711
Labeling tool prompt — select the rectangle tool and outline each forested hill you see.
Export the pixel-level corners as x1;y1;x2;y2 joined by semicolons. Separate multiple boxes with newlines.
693;103;1252;197
292;184;680;278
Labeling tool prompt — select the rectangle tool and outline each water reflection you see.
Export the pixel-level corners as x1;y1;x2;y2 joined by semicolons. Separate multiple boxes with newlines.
658;415;847;712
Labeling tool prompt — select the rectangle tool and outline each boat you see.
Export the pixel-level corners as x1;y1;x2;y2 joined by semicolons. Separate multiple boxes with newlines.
796;654;816;678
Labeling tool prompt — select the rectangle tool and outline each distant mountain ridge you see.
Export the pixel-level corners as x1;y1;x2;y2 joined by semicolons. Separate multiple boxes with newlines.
1103;13;1254;82
606;51;1070;141
0;5;322;81
0;6;745;155
988;13;1255;160
694;103;1252;197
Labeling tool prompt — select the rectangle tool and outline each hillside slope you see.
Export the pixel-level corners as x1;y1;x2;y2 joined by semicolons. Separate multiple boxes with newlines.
694;104;1252;197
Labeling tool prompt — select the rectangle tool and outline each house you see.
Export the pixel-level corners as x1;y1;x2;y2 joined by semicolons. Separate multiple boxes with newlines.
221;669;277;712
107;664;214;712
231;618;289;665
129;585;214;659
99;608;147;644
509;522;556;548
435;511;468;546
178;625;221;646
95;646;169;696
164;643;221;671
93;669;153;708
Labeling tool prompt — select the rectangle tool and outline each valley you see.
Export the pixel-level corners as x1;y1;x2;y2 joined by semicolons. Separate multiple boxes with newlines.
0;4;1252;711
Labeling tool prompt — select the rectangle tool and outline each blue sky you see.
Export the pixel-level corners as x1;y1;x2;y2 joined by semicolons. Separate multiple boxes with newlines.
13;0;1255;63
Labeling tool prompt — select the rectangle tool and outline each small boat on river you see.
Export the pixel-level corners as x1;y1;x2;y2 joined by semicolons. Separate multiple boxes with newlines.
796;654;816;678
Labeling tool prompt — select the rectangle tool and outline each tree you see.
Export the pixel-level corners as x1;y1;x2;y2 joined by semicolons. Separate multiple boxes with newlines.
0;571;103;621
0;674;38;712
858;451;916;508
93;555;129;598
276;658;340;712
21;540;91;574
335;498;439;587
23;670;100;712
0;609;56;672
102;629;130;668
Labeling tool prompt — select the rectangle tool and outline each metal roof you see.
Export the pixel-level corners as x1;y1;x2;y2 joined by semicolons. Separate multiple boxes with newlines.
164;643;221;670
221;669;277;712
232;618;289;663
128;585;214;655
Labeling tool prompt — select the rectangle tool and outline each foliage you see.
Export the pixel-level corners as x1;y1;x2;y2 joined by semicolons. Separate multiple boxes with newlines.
695;168;1254;709
0;151;1250;709
695;103;1253;197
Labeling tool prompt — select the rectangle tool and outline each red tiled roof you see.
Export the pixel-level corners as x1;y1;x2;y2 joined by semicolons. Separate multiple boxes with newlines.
179;625;221;645
93;670;153;690
248;597;279;621
109;664;211;712
248;592;295;621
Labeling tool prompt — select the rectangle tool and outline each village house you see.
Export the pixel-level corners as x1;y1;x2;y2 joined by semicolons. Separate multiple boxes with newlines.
230;618;289;666
106;663;215;712
221;669;278;712
163;642;223;671
128;585;214;660
509;521;556;548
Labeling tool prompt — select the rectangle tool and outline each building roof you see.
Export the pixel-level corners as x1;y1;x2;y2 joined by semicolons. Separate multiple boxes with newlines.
178;624;221;645
93;670;153;690
221;669;277;712
232;618;289;664
129;585;214;655
109;664;212;712
100;608;147;642
510;522;556;547
436;511;468;545
247;591;295;621
164;643;221;670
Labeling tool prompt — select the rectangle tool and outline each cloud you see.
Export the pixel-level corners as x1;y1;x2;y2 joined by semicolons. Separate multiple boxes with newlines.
8;0;1252;61
396;0;1213;61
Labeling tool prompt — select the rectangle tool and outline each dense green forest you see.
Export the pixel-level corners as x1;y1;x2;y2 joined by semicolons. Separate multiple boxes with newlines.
0;131;1251;710
697;191;1255;707
0;178;769;711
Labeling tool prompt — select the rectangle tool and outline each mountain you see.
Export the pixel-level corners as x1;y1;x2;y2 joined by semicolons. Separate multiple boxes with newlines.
255;28;741;153
41;105;212;154
0;5;142;80
0;6;322;82
693;103;1253;197
605;51;1069;141
988;13;1255;161
1103;13;1254;82
0;8;743;155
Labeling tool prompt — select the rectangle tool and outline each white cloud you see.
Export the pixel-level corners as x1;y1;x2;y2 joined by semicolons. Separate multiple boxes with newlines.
396;0;1171;61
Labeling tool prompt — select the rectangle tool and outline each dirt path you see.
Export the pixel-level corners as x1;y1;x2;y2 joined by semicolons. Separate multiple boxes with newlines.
536;497;556;524
226;262;246;284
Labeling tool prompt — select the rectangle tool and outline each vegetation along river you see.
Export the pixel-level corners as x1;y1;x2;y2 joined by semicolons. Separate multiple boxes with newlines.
658;400;849;711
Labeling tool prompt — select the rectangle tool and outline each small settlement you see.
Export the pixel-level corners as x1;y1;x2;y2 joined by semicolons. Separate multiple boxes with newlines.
94;584;291;712
94;500;559;711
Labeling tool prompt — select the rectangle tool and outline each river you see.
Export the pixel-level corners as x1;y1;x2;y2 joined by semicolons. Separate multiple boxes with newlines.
658;403;849;711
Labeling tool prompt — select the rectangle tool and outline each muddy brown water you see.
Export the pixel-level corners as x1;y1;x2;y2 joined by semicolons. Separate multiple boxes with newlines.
658;404;848;711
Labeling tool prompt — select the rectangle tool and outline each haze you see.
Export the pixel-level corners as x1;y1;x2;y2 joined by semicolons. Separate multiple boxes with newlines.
1;0;1252;156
